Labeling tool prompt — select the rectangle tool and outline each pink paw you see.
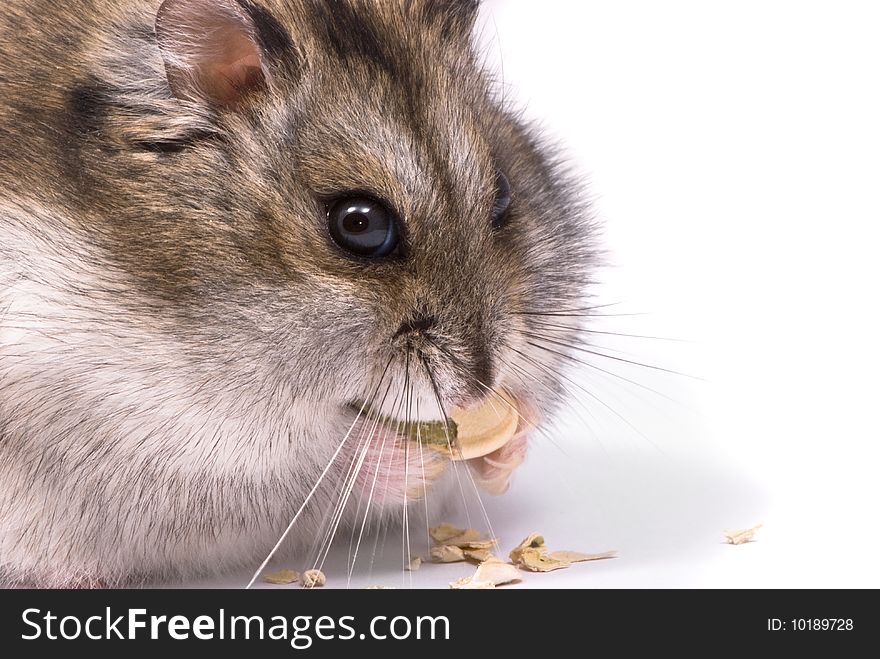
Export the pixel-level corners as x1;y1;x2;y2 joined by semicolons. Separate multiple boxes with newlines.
467;431;529;495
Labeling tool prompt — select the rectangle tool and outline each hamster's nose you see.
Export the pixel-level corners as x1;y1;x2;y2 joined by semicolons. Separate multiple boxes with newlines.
394;314;437;338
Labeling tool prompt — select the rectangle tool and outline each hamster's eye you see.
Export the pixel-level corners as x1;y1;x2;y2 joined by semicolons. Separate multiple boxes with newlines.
327;196;399;258
491;171;512;229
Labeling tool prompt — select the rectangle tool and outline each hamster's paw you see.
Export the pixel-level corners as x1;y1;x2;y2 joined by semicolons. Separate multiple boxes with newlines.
466;432;529;496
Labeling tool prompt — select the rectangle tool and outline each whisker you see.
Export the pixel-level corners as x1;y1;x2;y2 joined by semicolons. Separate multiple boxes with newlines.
343;403;389;575
526;319;690;343
419;352;498;546
419;353;473;529
316;358;405;577
316;380;390;577
519;331;703;380
496;352;606;461
512;301;624;315
310;371;392;574
402;351;413;588
245;357;393;589
308;364;396;571
512;311;648;318
520;333;693;407
369;358;412;579
347;375;408;586
338;381;400;578
521;327;668;361
415;396;431;567
307;364;383;570
421;334;572;463
426;338;540;431
512;344;668;457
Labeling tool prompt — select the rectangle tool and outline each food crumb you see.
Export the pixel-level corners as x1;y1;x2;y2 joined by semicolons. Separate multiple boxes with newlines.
724;524;763;545
428;524;496;562
431;545;466;563
450;558;521;589
509;533;545;564
510;533;616;572
301;569;326;588
429;523;466;544
429;524;496;549
516;547;569;572
473;558;521;586
263;569;299;585
407;557;422;571
449;576;495;589
548;550;617;564
463;548;494;563
432;525;615;583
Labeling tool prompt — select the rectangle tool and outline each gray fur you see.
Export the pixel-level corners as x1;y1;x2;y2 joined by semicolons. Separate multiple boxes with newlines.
0;0;596;586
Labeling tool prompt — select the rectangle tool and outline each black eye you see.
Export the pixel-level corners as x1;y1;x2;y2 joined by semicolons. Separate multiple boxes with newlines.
491;171;512;229
327;196;399;257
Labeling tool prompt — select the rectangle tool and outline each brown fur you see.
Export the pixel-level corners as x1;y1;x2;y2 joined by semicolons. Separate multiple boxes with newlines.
0;0;596;586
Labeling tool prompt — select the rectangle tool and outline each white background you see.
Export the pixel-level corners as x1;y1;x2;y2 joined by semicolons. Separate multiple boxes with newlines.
195;1;880;589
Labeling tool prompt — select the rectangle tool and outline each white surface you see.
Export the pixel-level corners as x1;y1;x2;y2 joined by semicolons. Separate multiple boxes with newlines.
180;1;880;589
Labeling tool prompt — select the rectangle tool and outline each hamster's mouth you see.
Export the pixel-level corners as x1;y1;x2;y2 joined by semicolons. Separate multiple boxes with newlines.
346;388;529;462
339;390;539;501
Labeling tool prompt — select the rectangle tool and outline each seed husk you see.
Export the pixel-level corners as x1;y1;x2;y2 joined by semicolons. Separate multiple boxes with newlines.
364;389;520;462
263;569;299;585
431;545;466;563
301;569;326;588
724;524;763;545
450;558;522;589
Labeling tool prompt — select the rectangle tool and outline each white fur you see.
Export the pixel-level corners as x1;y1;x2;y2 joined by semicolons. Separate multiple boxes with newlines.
0;200;463;586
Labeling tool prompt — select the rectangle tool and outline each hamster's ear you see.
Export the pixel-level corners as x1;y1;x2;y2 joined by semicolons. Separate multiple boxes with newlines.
156;0;289;107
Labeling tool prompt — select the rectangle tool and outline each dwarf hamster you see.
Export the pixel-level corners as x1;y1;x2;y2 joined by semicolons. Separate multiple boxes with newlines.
0;0;594;587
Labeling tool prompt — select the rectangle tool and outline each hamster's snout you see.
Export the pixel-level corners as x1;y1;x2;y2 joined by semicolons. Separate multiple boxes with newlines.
388;303;497;408
394;313;438;338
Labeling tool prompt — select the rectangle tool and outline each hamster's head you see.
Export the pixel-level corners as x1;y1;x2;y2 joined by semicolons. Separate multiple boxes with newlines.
67;0;596;495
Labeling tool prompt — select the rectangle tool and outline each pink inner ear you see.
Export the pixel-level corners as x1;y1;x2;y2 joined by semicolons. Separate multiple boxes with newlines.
157;0;268;107
199;29;266;106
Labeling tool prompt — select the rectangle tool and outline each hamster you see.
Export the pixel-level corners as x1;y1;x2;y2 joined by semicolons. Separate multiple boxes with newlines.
0;0;594;587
